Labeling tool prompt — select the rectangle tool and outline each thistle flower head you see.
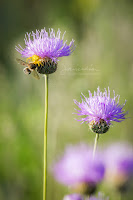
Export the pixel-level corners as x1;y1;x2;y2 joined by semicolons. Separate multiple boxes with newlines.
52;144;105;194
15;28;75;74
74;87;128;134
104;143;133;191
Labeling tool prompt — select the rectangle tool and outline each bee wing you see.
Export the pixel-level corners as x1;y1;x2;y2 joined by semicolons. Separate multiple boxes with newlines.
16;58;29;66
16;58;40;80
31;69;40;80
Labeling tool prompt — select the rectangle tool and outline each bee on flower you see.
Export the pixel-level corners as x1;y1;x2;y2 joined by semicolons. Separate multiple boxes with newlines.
16;28;75;79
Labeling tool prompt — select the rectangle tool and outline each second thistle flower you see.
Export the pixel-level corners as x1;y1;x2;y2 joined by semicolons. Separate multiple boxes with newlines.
74;87;128;134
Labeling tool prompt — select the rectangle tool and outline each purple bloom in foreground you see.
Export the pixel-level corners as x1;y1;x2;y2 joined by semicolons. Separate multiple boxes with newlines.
52;144;105;194
104;143;133;190
63;194;83;200
15;28;75;75
89;192;109;200
74;87;128;134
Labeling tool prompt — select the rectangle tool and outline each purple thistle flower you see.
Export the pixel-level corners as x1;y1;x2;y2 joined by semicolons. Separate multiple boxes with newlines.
103;143;133;190
52;144;105;195
15;28;75;75
16;28;75;62
74;87;128;134
63;194;83;200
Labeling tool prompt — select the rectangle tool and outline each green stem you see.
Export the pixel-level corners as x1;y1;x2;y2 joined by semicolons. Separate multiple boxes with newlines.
118;192;122;200
43;74;48;200
92;133;99;159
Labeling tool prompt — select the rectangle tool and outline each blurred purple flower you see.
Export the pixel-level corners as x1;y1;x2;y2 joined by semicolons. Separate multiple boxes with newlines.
63;194;83;200
74;87;128;134
89;192;109;200
52;143;105;194
104;143;133;189
16;28;75;62
63;193;109;200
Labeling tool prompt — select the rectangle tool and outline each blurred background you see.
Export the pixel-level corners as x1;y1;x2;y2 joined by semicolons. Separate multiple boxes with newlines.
0;0;133;199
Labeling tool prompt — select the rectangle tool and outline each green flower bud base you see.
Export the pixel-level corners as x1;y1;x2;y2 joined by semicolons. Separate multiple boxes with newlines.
89;119;110;134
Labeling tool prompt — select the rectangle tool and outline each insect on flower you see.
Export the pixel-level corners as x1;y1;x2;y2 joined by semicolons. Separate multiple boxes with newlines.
16;58;40;80
16;57;58;80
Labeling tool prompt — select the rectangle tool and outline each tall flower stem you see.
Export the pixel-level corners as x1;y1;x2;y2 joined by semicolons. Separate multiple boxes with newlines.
43;74;48;200
92;133;99;159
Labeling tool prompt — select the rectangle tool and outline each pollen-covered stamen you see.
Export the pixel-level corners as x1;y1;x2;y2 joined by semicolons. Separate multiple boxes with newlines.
89;119;110;134
27;55;43;66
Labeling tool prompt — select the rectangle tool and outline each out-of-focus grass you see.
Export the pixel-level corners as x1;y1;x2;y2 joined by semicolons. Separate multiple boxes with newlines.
0;0;133;199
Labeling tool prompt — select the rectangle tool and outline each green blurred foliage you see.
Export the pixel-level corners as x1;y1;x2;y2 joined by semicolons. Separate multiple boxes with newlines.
0;0;133;199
